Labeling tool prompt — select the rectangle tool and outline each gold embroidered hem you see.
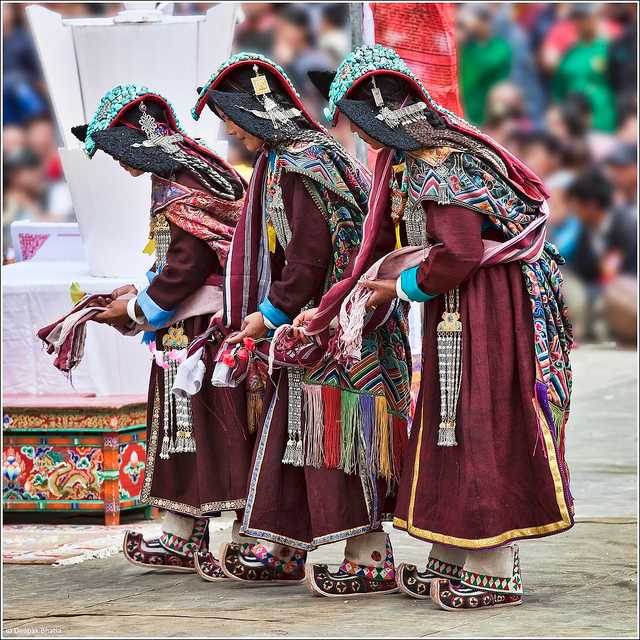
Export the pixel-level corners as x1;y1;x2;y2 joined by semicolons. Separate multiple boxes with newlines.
393;517;573;549
395;393;573;550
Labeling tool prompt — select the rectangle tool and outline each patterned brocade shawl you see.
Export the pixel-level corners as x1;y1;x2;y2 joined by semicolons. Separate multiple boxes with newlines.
222;138;370;330
151;175;243;267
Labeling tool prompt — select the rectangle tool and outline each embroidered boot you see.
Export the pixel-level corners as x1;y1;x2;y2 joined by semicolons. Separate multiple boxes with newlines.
306;532;398;598
431;544;523;611
220;538;306;585
195;521;257;582
397;543;465;599
123;513;208;572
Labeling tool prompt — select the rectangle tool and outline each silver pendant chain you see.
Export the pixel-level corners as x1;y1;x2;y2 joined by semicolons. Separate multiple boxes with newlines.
153;213;196;458
436;288;463;446
403;202;427;247
153;213;171;271
282;367;305;467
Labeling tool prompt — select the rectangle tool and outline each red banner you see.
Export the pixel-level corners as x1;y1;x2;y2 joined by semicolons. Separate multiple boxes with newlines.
370;2;463;116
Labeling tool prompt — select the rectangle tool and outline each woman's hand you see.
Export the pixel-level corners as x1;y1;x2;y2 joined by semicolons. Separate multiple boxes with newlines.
95;300;130;327
87;295;111;308
87;284;137;310
110;284;138;299
360;279;397;310
291;307;318;341
226;311;268;344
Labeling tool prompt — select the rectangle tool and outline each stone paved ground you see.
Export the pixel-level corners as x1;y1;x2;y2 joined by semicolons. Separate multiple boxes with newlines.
2;346;637;638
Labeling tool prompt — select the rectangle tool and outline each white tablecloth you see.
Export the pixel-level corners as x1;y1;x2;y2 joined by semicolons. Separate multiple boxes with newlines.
2;260;150;396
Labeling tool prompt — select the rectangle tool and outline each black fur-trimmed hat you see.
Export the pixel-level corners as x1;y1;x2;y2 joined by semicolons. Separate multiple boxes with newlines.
192;53;322;144
72;84;244;199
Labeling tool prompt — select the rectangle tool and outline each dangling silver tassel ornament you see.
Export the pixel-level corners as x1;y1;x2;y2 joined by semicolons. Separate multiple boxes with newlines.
160;360;175;459
436;288;463;446
174;390;196;453
403;202;427;247
282;368;304;466
173;358;196;454
153;213;195;458
167;360;180;455
160;355;196;457
267;182;292;247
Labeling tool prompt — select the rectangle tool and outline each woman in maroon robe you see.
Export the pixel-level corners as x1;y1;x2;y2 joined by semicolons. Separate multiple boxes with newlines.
303;45;574;607
192;53;411;595
72;85;253;580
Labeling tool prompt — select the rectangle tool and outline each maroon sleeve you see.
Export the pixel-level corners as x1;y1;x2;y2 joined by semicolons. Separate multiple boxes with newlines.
416;202;484;295
266;172;332;318
145;220;217;310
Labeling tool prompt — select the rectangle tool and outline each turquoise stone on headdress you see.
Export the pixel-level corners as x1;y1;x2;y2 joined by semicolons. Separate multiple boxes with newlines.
83;84;185;158
325;44;470;130
191;52;303;121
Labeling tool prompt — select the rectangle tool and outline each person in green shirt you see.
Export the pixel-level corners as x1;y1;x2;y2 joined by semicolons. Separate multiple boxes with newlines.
552;6;617;132
458;6;512;126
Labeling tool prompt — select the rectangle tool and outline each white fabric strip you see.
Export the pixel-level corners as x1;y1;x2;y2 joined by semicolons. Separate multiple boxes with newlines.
172;347;206;397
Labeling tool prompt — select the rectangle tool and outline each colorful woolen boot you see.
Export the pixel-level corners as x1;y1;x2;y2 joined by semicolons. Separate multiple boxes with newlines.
220;539;307;584
306;532;399;598
431;545;523;611
195;520;256;582
123;514;208;572
397;550;464;599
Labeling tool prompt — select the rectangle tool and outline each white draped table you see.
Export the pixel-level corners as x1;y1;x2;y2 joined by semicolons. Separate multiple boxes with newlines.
2;260;150;396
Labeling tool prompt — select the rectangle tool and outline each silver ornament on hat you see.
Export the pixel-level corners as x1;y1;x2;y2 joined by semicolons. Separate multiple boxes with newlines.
371;76;428;129
238;65;303;130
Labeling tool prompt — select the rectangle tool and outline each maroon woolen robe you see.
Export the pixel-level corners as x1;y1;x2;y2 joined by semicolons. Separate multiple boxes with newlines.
140;174;252;517
241;172;394;550
394;202;574;549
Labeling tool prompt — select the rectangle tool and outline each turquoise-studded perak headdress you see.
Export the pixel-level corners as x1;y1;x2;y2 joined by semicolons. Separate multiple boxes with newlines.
80;84;186;158
319;44;548;202
323;44;466;129
191;52;320;124
71;83;243;200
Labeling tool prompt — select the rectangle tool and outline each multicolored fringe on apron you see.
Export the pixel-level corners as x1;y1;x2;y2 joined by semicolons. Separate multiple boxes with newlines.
299;383;410;483
296;296;413;482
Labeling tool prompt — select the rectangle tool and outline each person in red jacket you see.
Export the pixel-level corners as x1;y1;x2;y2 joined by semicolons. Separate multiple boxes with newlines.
192;53;411;595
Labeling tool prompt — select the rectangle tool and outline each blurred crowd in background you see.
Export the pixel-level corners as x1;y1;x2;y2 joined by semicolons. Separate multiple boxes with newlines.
2;2;637;344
